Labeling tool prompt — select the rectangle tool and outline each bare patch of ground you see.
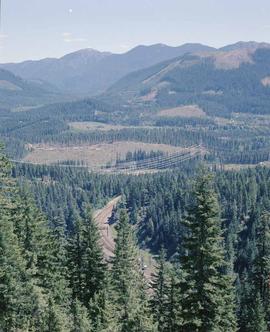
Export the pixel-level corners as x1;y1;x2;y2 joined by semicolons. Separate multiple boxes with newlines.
94;196;155;281
202;90;223;96
0;80;22;91
214;117;236;126
140;89;158;101
220;162;270;171
261;76;270;87
158;105;206;118
12;105;43;113
69;122;129;132
23;141;188;168
213;49;254;69
222;164;256;171
142;59;200;85
94;196;121;260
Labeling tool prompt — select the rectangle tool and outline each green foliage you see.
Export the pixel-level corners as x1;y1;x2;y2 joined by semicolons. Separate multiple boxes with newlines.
2;146;270;330
67;207;106;308
0;149;85;331
106;210;155;332
179;173;237;331
151;248;170;331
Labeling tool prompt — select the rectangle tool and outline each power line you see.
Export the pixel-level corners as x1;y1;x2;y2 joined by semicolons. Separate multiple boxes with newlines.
113;148;199;171
10;146;203;174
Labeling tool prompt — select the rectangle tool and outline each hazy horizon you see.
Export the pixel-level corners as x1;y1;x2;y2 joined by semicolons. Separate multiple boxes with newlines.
1;0;270;63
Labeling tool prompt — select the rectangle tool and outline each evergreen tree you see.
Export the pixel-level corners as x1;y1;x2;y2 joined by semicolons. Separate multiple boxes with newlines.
106;209;155;332
89;272;115;332
71;299;92;332
67;207;106;308
166;266;183;332
238;276;268;332
83;207;106;306
45;297;73;332
151;247;169;332
0;149;73;331
180;173;237;332
253;211;270;320
224;199;239;275
0;150;33;330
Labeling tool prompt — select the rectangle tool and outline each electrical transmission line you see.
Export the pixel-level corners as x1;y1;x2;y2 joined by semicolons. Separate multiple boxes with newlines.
10;146;203;174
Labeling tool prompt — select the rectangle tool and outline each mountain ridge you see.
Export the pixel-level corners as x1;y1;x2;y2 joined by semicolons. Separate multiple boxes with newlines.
101;45;270;118
0;43;216;95
0;68;71;109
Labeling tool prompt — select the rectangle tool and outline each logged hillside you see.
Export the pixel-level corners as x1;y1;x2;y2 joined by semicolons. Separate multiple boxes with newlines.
0;43;215;95
105;44;270;117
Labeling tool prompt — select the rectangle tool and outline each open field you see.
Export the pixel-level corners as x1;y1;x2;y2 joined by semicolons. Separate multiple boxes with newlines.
23;141;190;168
69;122;161;132
11;105;43;112
218;162;270;171
158;105;206;118
69;121;130;131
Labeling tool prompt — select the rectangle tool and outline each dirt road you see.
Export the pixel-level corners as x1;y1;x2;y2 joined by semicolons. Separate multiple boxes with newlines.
94;196;121;260
94;196;155;281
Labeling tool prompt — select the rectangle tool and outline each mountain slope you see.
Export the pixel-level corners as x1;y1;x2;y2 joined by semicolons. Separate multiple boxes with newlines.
104;44;270;117
0;43;215;96
0;68;69;109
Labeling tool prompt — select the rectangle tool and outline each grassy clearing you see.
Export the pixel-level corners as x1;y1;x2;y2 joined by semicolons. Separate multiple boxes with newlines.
23;141;188;168
69;121;130;132
220;163;270;171
158;105;206;118
11;105;43;112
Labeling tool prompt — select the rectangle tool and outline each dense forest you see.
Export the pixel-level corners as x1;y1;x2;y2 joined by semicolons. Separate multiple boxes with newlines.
1;145;270;331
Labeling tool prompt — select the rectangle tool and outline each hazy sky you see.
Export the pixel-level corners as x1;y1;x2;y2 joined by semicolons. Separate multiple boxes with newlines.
1;0;270;63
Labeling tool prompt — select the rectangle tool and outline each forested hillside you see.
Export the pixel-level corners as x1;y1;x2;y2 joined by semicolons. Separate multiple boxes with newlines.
0;69;69;109
2;148;270;331
106;47;270;117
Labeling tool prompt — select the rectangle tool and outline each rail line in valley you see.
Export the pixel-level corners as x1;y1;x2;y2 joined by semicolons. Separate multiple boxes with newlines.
10;145;203;174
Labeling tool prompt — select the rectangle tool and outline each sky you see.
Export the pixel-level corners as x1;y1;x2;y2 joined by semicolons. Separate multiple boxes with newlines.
1;0;270;63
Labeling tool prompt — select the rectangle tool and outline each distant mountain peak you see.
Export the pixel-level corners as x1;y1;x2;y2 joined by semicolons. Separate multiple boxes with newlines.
220;41;270;52
60;48;112;60
1;41;269;96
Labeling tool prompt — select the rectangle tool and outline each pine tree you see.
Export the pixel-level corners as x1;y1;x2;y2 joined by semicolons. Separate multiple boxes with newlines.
180;173;237;332
89;272;115;332
151;247;169;332
83;207;106;306
0;149;73;331
239;211;270;331
166;266;183;332
253;211;270;320
71;299;92;332
106;209;155;332
238;277;268;332
224;199;239;275
15;189;73;328
0;150;32;330
67;206;106;309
